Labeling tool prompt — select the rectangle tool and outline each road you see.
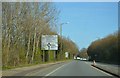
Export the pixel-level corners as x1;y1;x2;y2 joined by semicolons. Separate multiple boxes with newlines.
24;60;112;76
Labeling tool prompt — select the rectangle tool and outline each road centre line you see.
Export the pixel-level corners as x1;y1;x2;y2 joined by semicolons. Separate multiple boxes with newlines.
44;62;69;76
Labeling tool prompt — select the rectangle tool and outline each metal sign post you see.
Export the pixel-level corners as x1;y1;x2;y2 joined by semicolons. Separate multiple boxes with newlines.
42;50;45;62
54;51;56;61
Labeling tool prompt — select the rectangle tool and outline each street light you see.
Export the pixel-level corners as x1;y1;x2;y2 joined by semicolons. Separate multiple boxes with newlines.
61;22;69;25
60;22;69;59
60;22;69;36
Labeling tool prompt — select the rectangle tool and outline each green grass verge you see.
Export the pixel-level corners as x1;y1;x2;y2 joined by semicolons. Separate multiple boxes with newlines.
2;59;72;70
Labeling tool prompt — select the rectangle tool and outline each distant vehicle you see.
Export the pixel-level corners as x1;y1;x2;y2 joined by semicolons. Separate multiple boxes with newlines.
74;57;81;60
82;58;87;61
76;57;81;60
80;58;88;61
74;56;88;61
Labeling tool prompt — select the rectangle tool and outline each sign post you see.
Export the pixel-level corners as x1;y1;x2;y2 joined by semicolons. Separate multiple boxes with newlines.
42;50;45;62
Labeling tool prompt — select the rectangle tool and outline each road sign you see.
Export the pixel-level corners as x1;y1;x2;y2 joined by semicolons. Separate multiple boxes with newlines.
65;52;69;58
41;35;58;50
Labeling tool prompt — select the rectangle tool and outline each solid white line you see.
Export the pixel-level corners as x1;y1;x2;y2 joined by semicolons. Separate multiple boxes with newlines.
84;62;112;76
91;65;112;76
45;63;68;76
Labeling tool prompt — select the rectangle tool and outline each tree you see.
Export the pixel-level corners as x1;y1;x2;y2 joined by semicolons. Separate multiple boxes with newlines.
79;48;88;58
87;32;119;64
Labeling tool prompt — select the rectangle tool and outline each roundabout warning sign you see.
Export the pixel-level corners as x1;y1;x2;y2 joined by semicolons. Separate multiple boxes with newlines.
41;35;58;50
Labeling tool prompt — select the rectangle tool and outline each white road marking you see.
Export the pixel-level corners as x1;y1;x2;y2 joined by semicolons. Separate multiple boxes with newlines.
91;66;113;76
85;62;112;76
44;63;68;76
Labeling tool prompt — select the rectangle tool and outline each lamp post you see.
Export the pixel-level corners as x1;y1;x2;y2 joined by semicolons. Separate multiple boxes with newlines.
60;22;69;59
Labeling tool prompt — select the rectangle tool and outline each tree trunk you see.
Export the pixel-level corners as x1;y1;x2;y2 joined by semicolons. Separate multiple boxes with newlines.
36;36;40;55
26;33;31;63
31;28;36;63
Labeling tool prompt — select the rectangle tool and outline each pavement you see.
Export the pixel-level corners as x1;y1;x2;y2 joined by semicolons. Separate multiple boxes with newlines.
2;60;117;78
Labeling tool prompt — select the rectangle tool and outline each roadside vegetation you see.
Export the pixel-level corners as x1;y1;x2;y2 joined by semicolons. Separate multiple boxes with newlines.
77;48;88;59
2;2;79;69
87;32;119;64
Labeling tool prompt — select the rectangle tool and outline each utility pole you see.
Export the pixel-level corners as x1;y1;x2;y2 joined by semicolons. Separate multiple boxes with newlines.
60;22;69;60
60;24;62;60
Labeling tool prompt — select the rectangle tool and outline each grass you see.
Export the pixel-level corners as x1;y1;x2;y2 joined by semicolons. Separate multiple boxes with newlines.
2;59;72;70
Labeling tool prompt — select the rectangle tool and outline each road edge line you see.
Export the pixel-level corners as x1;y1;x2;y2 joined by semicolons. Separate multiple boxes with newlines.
91;64;120;77
85;62;112;76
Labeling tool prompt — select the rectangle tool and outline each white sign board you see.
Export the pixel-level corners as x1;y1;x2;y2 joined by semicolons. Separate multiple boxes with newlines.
65;52;69;58
41;35;58;50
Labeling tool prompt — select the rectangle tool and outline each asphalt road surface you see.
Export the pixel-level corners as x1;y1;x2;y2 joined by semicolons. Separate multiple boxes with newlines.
24;60;112;76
